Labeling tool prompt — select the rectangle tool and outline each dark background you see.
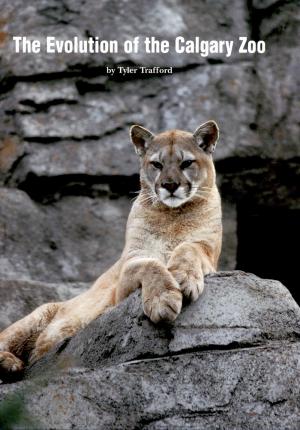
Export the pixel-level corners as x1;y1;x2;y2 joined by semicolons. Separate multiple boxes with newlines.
0;1;299;302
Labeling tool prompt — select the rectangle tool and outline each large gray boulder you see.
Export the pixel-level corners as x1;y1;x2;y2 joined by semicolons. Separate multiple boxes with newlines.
29;271;300;371
1;271;300;429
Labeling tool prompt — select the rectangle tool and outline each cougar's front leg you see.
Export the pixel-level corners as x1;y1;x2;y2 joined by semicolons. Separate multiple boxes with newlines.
0;302;60;380
167;242;215;302
116;258;182;323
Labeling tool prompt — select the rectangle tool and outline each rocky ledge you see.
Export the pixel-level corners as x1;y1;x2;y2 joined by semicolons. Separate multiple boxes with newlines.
1;271;300;429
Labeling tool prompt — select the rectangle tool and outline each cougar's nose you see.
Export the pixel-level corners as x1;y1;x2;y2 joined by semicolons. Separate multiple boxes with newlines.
161;181;180;194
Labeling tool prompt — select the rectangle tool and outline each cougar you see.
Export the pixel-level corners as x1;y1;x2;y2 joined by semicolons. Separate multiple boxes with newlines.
0;120;222;380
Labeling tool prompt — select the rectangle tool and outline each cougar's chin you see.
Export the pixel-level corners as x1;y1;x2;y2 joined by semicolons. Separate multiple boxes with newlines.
161;196;187;208
157;186;191;208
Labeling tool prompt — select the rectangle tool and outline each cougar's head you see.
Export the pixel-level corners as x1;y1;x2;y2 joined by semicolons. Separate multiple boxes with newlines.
130;121;219;208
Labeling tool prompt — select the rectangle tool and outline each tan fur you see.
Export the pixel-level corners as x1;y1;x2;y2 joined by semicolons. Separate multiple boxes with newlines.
0;122;222;379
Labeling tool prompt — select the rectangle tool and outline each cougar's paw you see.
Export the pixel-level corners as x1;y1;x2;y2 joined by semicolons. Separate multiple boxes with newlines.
0;352;24;379
170;269;204;302
143;287;182;324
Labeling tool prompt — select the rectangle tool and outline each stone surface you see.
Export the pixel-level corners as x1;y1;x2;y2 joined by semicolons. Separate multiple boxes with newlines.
5;63;258;188
28;271;300;373
0;279;88;330
2;345;300;430
0;272;300;429
159;64;260;161
255;1;300;160
0;136;24;181
0;188;130;282
0;0;249;76
219;199;237;270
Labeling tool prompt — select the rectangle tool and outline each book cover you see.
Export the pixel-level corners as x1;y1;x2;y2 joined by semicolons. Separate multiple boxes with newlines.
0;1;299;428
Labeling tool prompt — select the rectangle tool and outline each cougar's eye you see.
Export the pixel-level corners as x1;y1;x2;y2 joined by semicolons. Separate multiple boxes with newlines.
150;161;163;170
180;160;195;169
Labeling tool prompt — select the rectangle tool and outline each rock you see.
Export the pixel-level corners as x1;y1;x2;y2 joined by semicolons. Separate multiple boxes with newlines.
252;0;281;8
2;345;300;429
0;272;300;429
0;279;88;330
29;271;300;371
8;76;162;181
218;199;237;270
0;188;131;282
0;0;249;77
0;136;24;182
219;157;300;209
159;63;260;162
255;1;300;159
5;63;259;190
16;90;147;141
3;77;162;186
14;81;79;108
12;135;138;179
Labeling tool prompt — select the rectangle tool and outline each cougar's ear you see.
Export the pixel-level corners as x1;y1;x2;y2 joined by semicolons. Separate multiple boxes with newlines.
130;125;154;156
193;120;219;154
